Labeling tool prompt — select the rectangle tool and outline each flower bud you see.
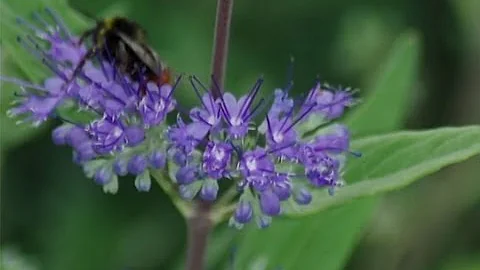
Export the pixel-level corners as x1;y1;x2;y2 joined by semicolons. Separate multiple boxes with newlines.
94;167;112;185
149;150;166;169
294;188;312;205
200;180;219;201
128;155;148;175
176;166;197;185
260;191;281;216
234;200;253;224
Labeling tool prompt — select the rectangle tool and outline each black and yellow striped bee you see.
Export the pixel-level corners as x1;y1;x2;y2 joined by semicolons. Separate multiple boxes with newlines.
70;17;171;90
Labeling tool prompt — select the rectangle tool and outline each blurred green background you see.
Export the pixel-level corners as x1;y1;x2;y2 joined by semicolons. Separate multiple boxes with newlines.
1;0;479;269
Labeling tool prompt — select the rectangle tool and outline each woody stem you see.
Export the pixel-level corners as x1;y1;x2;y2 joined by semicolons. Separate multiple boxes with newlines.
185;1;235;270
210;0;234;98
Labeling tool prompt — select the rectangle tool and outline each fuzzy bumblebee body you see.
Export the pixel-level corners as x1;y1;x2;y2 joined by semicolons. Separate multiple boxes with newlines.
71;17;171;88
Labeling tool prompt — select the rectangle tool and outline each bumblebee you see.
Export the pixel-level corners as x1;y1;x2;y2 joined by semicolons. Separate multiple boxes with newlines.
69;17;171;89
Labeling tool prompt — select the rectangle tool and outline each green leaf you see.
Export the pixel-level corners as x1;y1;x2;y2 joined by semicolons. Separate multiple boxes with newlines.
55;102;98;124
345;31;420;136
299;32;419;139
234;197;376;270
289;126;480;216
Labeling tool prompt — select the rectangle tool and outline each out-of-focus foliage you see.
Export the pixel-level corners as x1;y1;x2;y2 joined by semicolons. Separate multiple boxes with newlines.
1;0;479;270
1;247;39;270
344;32;419;137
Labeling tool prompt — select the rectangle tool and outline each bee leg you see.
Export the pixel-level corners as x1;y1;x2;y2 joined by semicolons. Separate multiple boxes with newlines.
63;47;96;88
133;65;148;97
77;29;94;46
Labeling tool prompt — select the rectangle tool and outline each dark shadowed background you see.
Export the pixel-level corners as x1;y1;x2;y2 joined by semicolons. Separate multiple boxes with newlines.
1;0;479;269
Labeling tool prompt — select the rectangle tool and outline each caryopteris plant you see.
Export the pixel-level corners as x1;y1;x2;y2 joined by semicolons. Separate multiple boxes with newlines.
1;0;479;269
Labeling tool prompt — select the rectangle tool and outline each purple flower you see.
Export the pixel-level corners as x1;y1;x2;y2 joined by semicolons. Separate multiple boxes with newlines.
260;190;281;216
167;115;203;154
87;118;126;154
237;148;278;193
202;141;232;179
294;188;312;205
49;37;86;65
8;94;64;125
219;79;264;138
266;117;297;146
113;158;128;176
66;127;90;147
270;174;292;201
149;150;166;169
299;144;323;167
86;117;144;155
52;124;74;145
94;167;113;185
234;200;253;224
300;125;350;167
176;166;197;185
170;149;188;166
125;127;145;147
200;180;219;201
128;155;148;175
189;77;222;138
326;90;354;119
267;89;294;119
65;127;97;163
239;148;274;177
305;155;341;187
302;83;355;120
138;83;177;126
311;125;350;154
2;18;85;125
220;93;250;138
73;141;96;163
243;175;270;192
265;116;298;159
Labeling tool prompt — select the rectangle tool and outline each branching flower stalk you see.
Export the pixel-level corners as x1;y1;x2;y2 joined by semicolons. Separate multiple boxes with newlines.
1;4;359;270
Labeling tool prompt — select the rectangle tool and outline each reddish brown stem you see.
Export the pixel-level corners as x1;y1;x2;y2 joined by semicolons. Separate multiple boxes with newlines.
184;1;234;270
185;201;213;270
210;0;234;98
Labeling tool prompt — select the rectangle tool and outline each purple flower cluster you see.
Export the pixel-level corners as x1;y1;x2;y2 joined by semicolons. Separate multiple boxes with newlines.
3;9;358;227
166;76;356;228
2;9;177;193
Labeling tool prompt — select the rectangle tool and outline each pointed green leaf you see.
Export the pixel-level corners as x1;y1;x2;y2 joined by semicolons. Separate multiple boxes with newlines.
289;126;480;216
345;31;420;136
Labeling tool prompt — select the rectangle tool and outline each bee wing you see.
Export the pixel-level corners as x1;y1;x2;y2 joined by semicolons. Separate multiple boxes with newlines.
115;31;162;75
